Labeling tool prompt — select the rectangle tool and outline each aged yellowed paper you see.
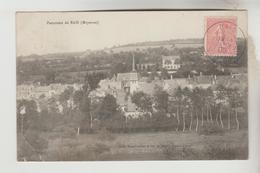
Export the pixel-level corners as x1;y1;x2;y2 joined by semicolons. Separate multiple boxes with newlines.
16;10;248;161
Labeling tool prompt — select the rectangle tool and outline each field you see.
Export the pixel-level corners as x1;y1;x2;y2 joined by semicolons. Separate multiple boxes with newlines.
42;130;248;161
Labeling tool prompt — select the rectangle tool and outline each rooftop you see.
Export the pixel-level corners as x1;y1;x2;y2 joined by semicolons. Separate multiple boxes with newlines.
162;55;180;61
117;72;139;81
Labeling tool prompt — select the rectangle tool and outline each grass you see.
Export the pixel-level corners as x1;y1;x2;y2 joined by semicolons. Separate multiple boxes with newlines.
27;129;248;161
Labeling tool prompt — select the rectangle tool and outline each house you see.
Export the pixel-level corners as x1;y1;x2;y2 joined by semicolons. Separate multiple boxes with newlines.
99;79;122;91
17;83;83;101
163;78;190;93
162;55;181;71
188;74;215;89
115;72;139;94
136;63;156;71
137;80;163;95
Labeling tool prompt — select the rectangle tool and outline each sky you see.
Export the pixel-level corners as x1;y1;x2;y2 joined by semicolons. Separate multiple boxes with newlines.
16;11;247;56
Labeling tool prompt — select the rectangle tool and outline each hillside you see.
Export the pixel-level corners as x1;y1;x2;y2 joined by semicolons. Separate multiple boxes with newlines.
18;38;204;61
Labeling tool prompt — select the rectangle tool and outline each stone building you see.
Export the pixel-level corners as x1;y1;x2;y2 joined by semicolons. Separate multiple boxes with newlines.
162;55;181;71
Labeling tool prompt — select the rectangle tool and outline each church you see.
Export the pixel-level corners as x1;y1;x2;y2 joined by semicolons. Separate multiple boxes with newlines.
97;54;143;118
99;53;140;94
116;54;140;94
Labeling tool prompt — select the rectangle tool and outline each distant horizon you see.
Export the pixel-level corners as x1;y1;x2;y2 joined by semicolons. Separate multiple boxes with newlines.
17;37;206;57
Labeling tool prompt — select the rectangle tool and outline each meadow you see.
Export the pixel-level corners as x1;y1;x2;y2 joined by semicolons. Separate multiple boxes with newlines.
40;129;248;161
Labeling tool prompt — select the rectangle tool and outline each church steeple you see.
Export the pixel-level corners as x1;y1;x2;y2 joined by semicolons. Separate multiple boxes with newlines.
132;53;136;72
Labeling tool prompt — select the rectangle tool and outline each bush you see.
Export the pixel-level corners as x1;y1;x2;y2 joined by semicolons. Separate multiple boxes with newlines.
199;123;225;135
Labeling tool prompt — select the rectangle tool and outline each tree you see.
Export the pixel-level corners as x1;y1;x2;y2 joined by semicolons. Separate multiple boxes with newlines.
73;83;90;109
161;68;169;80
154;87;169;113
98;94;119;128
215;85;228;129
198;88;206;127
204;87;214;123
59;87;74;114
17;100;38;134
189;92;195;131
72;84;91;135
85;73;106;91
192;87;204;132
77;93;91;133
99;94;118;120
79;94;91;116
98;94;118;119
131;91;153;113
110;62;130;76
59;87;73;103
73;90;84;109
181;87;192;132
149;64;159;80
173;87;183;131
45;70;56;84
227;87;242;130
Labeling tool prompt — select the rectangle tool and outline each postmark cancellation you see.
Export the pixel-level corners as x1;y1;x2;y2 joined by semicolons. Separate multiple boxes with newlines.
204;17;237;57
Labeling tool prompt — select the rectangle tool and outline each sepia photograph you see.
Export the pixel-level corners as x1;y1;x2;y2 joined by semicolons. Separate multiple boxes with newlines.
16;10;248;161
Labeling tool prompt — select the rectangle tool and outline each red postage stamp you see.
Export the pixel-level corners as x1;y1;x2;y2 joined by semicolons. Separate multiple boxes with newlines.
204;17;237;56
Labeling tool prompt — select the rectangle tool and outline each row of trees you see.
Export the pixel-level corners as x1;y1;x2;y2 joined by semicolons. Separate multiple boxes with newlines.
17;84;247;137
131;85;247;132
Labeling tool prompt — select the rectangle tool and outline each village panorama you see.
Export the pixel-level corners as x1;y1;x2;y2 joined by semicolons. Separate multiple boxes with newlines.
17;39;248;161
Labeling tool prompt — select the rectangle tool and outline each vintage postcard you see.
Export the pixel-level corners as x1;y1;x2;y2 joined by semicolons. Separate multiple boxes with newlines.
16;10;248;161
